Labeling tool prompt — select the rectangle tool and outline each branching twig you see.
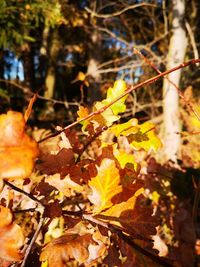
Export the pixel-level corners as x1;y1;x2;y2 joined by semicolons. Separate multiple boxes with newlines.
76;126;108;162
38;58;200;143
134;48;200;121
20;214;45;267
85;3;158;19
109;224;173;267
4;180;44;207
83;214;173;267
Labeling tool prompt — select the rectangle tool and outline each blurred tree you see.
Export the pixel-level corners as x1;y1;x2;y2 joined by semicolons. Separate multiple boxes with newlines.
0;0;200;163
162;0;188;162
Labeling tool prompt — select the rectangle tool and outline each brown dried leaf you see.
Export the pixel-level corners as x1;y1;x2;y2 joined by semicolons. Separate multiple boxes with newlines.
40;233;93;267
40;223;107;267
37;148;75;175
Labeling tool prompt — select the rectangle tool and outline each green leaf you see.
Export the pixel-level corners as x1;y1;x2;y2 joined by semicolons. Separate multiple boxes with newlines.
103;80;127;115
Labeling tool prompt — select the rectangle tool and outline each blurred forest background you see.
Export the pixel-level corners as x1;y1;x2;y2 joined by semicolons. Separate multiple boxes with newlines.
1;1;200;266
0;0;200;164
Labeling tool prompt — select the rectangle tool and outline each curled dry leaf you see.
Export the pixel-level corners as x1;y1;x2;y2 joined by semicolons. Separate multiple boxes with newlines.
0;205;25;262
0;111;39;179
40;223;107;267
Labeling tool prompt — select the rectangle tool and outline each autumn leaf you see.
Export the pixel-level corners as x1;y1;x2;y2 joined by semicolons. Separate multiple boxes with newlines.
100;188;144;218
103;79;127;115
112;144;138;169
0;205;25;262
37;148;75;175
110;118;138;137
75;71;89;86
45;173;83;197
77;80;128;130
40;233;93;267
127;122;162;152
24;94;37;122
40;223;107;267
77;106;90;132
110;119;161;152
93;101;119;127
88;159;122;214
0;111;39;179
118;197;159;237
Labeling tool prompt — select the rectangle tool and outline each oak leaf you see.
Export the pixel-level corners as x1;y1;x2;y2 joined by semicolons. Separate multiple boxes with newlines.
100;188;144;219
77;106;90;132
0;111;39;179
88;159;122;214
40;223;107;267
110;119;161;152
77;80;128;130
127;122;162;152
103;79;127;115
40;233;93;267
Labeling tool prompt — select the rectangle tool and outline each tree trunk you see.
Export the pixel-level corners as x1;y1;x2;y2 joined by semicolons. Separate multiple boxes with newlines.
43;27;61;99
162;0;188;162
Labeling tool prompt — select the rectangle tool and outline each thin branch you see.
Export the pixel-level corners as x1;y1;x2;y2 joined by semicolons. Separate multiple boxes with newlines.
93;26;130;46
185;20;199;66
109;224;173;267
85;3;159;19
76;126;108;162
4;180;44;207
95;62;143;75
20;214;45;267
0;78;79;107
38;58;200;143
0;79;31;95
37;94;80;107
83;214;173;267
134;48;200;121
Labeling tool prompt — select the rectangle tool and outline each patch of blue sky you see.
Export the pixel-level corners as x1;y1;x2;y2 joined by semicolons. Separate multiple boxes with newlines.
3;50;24;81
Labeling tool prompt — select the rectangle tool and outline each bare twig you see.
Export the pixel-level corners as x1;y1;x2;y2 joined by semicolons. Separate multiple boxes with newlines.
134;48;200;121
20;214;45;267
4;180;43;207
38;58;200;143
85;3;158;19
185;20;199;66
83;214;173;267
0;78;79;107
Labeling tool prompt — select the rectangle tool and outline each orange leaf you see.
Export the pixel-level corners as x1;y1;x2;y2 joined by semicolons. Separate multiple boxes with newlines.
24;94;37;122
0;111;39;179
0;206;24;262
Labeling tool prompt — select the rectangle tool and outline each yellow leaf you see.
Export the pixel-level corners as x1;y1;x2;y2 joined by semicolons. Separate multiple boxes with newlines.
93;101;119;127
76;71;86;81
112;144;138;169
88;159;122;214
110;118;138;137
77;106;90;132
128;122;162;152
190;104;200;130
103;80;127;115
101;187;144;219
